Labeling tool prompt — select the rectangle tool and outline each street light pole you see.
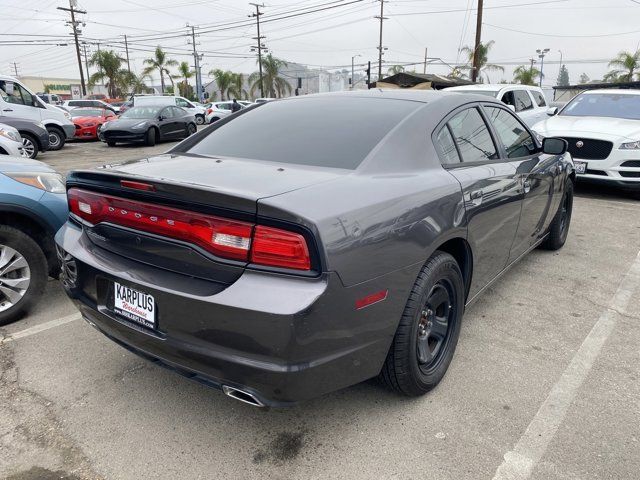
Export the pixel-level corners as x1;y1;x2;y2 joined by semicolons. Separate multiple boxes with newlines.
536;48;550;88
351;54;361;89
558;49;563;81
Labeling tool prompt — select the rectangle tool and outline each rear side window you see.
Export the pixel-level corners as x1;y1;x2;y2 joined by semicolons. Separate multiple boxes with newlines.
188;97;420;169
434;126;460;165
484;106;536;158
531;90;547;107
514;90;533;112
447;108;498;163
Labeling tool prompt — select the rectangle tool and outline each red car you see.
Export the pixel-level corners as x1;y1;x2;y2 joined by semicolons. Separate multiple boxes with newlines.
71;108;117;140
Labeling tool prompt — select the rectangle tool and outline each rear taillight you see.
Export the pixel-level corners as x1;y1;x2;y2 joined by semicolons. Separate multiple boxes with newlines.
251;226;310;271
68;188;312;271
206;108;212;114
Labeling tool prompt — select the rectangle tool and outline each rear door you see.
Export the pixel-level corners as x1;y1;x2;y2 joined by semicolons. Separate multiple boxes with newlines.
483;104;558;259
436;105;522;297
528;89;549;125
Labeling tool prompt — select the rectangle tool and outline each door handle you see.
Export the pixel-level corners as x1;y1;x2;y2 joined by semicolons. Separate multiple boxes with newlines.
523;180;531;194
2;108;13;112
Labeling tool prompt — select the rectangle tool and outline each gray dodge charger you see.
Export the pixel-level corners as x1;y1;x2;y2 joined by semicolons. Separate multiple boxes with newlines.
56;90;574;407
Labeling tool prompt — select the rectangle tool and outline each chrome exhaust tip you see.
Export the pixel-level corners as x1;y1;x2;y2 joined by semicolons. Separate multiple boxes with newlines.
222;385;265;407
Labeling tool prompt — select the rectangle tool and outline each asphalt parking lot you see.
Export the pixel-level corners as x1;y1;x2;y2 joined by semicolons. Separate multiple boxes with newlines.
1;139;639;480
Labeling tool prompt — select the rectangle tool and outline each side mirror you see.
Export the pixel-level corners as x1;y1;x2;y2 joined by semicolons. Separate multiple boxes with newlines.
158;115;164;121
547;107;558;116
542;137;567;155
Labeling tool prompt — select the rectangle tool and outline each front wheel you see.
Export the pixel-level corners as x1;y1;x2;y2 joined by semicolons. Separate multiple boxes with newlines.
187;123;197;136
380;251;465;396
145;128;157;147
46;126;65;151
540;177;573;250
21;133;39;159
0;226;48;326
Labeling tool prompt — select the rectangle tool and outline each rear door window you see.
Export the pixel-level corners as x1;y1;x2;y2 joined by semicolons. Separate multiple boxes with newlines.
514;90;534;112
531;90;547;107
434;126;460;165
447;108;498;164
484;106;536;158
188;96;420;169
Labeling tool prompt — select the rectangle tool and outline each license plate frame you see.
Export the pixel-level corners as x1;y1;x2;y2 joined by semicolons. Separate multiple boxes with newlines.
574;161;587;174
113;281;156;329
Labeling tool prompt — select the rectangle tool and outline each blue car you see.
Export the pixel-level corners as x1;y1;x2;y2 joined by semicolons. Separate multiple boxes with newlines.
0;156;68;325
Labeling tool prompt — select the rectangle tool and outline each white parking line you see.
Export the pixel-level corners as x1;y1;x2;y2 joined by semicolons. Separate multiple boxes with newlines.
492;250;640;480
0;312;82;345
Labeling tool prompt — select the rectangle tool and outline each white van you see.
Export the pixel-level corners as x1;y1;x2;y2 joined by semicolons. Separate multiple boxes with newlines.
445;84;550;127
133;95;206;125
0;75;75;150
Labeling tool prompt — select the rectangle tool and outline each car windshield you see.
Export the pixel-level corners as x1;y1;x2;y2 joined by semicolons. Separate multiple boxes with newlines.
188;96;420;169
120;106;161;119
71;109;102;117
560;93;640;120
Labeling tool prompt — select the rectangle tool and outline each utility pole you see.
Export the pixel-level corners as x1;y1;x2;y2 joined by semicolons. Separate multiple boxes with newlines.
375;0;387;82
250;3;265;98
11;62;19;77
351;54;361;90
123;35;131;75
471;0;483;83
423;47;428;74
57;0;87;96
189;25;202;101
529;58;536;74
82;43;90;86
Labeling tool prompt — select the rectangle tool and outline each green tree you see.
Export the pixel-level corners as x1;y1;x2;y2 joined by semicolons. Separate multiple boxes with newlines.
606;50;640;82
579;73;590;84
123;72;152;95
557;65;570;86
460;40;504;82
143;46;178;94
209;69;234;100
248;54;292;98
88;50;129;98
228;72;247;99
387;65;405;75
177;61;193;98
447;67;467;79
513;65;541;86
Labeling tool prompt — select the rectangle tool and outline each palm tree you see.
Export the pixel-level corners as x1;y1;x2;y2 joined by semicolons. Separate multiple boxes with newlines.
606;50;640;82
248;54;291;98
177;61;193;98
387;65;405;75
448;67;467;79
88;50;128;98
122;71;151;95
460;40;504;82
513;65;541;86
209;69;234;100
228;72;247;99
143;46;178;94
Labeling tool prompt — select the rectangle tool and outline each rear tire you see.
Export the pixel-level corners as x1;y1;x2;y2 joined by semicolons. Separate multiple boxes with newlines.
195;115;205;125
145;128;157;147
380;251;464;396
46;126;65;151
0;226;48;326
21;133;39;159
209;117;219;124
187;123;197;136
540;177;573;251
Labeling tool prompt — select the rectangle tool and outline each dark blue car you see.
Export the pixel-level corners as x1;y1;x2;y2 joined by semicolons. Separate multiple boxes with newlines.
0;156;68;325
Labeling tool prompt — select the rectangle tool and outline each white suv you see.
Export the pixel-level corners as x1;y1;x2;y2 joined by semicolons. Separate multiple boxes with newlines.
532;89;640;191
446;84;549;127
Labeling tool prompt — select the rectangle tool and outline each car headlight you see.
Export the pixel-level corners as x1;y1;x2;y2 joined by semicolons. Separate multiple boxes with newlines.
619;140;640;150
63;112;71;119
0;128;21;143
4;172;66;193
132;121;147;130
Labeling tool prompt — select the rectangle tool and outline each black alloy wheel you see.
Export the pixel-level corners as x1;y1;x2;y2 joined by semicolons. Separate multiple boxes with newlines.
416;281;455;373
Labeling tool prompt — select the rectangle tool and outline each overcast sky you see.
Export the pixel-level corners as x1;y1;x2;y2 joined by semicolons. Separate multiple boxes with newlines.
3;0;640;87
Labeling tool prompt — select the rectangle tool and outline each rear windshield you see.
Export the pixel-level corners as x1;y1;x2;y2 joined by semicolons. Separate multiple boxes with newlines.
188;96;420;169
71;108;102;117
561;93;640;120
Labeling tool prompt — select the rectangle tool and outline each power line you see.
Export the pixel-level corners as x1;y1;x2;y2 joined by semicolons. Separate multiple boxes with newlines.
57;0;87;96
